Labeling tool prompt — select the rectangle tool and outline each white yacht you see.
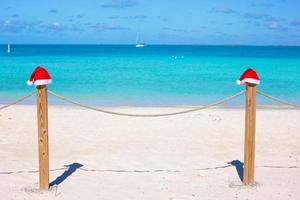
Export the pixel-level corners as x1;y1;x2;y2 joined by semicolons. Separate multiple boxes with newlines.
135;33;145;48
136;43;145;48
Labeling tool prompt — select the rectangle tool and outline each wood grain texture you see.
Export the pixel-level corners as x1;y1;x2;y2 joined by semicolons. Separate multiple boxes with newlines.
36;85;49;190
243;84;256;185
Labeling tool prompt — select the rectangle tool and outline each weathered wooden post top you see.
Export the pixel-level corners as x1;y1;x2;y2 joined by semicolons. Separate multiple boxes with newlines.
27;66;52;190
237;68;260;185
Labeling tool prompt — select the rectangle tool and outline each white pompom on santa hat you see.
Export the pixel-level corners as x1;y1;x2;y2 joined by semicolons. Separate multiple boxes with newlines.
27;66;52;86
236;68;260;85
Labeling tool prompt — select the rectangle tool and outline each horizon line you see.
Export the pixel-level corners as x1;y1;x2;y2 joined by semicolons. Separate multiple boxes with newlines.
1;43;300;47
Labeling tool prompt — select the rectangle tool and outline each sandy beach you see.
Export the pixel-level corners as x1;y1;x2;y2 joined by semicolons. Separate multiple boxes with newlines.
0;105;299;199
1;0;300;199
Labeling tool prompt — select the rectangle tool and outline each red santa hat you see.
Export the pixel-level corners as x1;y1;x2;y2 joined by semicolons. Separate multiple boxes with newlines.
27;66;52;86
236;68;260;85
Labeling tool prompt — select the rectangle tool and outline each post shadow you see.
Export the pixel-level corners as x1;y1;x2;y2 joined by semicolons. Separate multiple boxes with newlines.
49;162;83;187
228;160;244;182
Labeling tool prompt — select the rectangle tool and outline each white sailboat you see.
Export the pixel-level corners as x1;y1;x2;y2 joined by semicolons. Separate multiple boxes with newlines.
7;44;10;53
135;33;145;48
136;43;145;48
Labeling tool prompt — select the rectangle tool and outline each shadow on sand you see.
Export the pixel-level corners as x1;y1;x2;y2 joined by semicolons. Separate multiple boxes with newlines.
49;162;83;187
228;160;244;181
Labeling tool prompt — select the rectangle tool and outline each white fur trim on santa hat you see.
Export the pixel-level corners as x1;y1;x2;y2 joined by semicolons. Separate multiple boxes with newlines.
237;78;260;85
34;79;52;86
243;78;260;85
27;80;33;86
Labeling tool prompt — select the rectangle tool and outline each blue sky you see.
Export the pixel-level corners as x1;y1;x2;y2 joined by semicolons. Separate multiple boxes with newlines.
0;0;300;45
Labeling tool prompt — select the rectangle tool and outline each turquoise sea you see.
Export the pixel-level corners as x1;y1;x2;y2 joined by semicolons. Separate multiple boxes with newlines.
0;45;300;106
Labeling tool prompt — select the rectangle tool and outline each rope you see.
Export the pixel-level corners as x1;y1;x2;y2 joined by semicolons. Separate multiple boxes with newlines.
0;91;35;111
1;89;298;114
257;90;300;109
48;90;245;117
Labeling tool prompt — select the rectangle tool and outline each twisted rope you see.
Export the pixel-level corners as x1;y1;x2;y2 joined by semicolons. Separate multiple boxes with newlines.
48;90;245;117
0;91;35;111
257;90;300;109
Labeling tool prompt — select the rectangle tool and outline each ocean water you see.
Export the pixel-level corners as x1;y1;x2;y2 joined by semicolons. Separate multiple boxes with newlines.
0;45;300;106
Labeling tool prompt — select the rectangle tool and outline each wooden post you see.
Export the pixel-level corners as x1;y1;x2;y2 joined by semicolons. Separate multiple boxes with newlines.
243;83;256;185
36;85;49;190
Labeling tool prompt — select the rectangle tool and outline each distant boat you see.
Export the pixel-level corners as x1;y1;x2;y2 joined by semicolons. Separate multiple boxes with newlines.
7;44;10;53
136;43;145;48
135;33;145;48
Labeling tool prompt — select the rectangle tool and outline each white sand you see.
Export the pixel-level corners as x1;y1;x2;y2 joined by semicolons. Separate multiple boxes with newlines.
0;105;299;200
